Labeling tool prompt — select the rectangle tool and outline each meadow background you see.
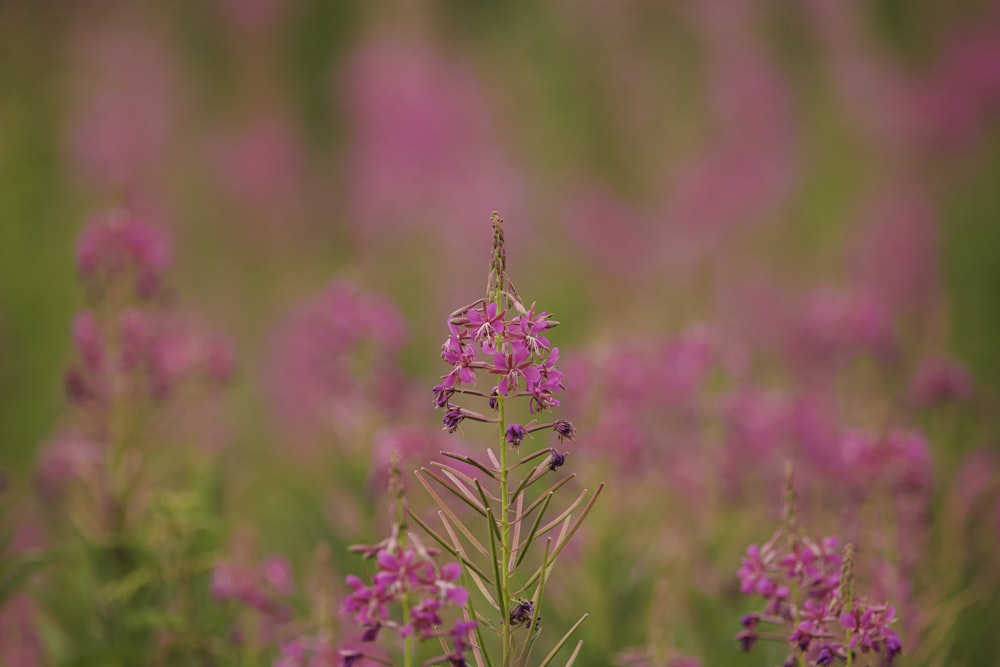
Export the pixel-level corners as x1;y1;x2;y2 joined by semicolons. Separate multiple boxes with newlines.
1;0;1000;665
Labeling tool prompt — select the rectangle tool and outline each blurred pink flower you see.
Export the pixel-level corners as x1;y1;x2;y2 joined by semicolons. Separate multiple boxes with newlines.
914;16;1000;153
838;428;932;498
207;113;309;226
848;187;938;317
909;356;974;408
340;35;524;258
949;449;999;522
0;594;43;667
215;0;294;34
34;432;105;504
794;285;896;369
662;2;797;239
66;16;183;193
558;185;656;280
372;426;447;480
266;280;408;448
76;209;173;298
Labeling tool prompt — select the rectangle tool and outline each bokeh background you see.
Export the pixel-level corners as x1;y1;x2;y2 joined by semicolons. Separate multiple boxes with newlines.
2;0;1000;665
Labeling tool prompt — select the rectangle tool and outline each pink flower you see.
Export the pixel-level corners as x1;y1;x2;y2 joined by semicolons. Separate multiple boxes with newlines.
76;210;173;298
491;342;541;397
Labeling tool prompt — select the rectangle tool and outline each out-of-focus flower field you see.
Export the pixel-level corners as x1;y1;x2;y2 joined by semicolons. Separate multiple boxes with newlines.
2;1;1000;665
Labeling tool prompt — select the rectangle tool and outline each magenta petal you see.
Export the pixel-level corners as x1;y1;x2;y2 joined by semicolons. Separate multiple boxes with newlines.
447;585;469;607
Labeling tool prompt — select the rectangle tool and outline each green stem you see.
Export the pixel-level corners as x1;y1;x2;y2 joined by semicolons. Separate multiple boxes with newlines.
498;393;513;667
391;458;414;667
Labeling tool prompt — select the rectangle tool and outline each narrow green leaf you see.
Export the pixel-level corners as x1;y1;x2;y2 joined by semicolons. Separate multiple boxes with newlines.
563;640;584;667
508;492;524;572
415;471;489;558
430;461;494;496
509;459;550;507
441;452;498;480
437;511;499;611
537;614;588;667
485;506;505;620
535;488;588;538
514;475;575;524
514;492;553;571
421;467;487;517
516;484;604;594
408;509;493;586
520;537;552;666
512;447;553;469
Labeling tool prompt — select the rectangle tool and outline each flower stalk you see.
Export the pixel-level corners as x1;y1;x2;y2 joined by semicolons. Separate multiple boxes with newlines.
423;212;593;666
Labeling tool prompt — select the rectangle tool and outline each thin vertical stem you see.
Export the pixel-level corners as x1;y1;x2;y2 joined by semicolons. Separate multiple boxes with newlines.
392;458;414;667
491;212;513;667
498;394;512;665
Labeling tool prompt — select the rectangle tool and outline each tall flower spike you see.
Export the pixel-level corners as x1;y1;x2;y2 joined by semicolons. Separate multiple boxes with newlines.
423;213;595;667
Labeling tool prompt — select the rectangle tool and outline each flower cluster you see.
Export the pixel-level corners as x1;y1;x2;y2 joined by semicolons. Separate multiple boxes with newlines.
274;636;341;667
267;280;408;447
66;210;234;408
736;536;902;666
212;554;295;620
76;209;173;299
433;293;573;449
343;535;476;665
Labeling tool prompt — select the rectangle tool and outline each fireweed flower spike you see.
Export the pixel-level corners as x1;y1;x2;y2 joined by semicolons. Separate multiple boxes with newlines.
734;465;903;667
423;212;601;667
341;461;476;667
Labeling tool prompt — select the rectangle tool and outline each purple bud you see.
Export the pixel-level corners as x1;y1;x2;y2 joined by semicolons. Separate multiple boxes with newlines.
360;623;381;642
548;448;567;471
443;406;466;433
553;419;576;442
340;649;365;666
735;629;757;652
816;644;838;666
433;384;455;408
506;423;527;448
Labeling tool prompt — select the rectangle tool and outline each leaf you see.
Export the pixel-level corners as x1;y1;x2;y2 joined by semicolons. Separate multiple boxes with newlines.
519;538;552;666
512;447;554;469
421;467;487;517
515;484;604;595
514;475;575;525
514;492;553;571
535;488;588;538
415;470;489;558
486;448;501;470
537;614;588;667
508;492;524;573
484;506;505;618
508;459;551;507
563;640;584;667
437;511;499;611
408;509;494;587
441;452;498;481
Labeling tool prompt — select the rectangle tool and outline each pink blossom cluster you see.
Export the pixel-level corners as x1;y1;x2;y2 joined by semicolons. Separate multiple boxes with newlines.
342;541;475;665
37;211;234;504
267;280;407;447
212;554;295;615
737;537;902;666
68;308;233;405
70;211;234;405
341;37;522;260
76;209;173;298
434;299;573;448
908;357;974;408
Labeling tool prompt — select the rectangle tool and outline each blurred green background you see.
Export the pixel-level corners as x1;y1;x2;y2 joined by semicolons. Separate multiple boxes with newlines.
2;0;1000;664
